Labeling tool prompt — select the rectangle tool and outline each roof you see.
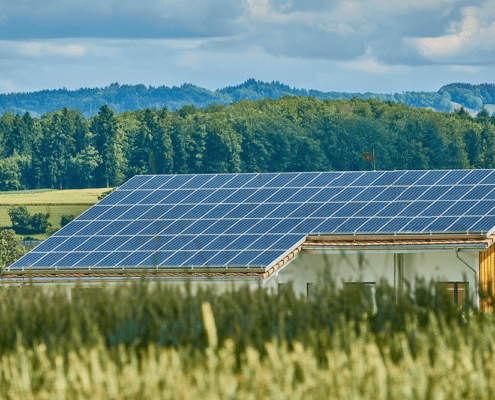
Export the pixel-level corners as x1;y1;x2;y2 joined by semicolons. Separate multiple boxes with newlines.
9;169;495;272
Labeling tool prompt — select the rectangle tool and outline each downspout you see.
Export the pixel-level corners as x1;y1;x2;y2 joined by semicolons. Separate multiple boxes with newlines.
455;248;478;308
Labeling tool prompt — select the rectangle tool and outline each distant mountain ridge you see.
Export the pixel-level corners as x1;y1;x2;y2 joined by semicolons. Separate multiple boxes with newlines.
0;79;493;118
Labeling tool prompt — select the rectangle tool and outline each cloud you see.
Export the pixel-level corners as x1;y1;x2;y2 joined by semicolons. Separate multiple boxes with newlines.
19;42;86;58
0;0;244;39
403;4;495;65
0;79;17;93
0;0;494;97
0;0;491;68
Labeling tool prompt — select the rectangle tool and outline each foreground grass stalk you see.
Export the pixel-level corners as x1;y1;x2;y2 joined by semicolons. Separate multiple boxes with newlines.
1;322;495;399
1;281;494;398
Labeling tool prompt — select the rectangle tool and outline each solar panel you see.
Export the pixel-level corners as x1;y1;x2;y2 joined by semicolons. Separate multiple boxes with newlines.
118;191;154;205
201;174;235;188
329;172;363;186
376;202;409;217
308;172;341;187
118;176;153;190
414;170;448;185
160;175;193;189
245;173;278;187
352;187;385;202
119;251;154;266
138;175;173;190
295;218;325;233
460;169;493;184
180;174;215;189
250;250;286;266
370;171;405;186
244;188;279;203
139;251;174;267
398;201;433;217
400;217;436;232
379;217;413;232
138;190;173;204
267;188;300;202
224;219;261;234
12;170;495;271
268;219;304;234
118;205;153;220
358;217;392;232
96;252;131;267
222;173;258;188
74;236;111;252
55;252;88;267
374;187;407;201
228;235;263;250
265;173;299;188
393;170;427;186
349;172;383;186
286;172;320;187
98;190;131;205
75;252;111;267
355;202;388;217
185;251;217;266
160;190;195;204
333;218;368;233
287;188;321;203
435;170;471;185
202;204;237;218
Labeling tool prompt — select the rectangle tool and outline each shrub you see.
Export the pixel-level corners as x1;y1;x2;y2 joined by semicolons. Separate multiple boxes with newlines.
98;188;116;201
0;229;26;273
28;212;51;232
7;205;30;229
7;206;51;233
61;214;75;227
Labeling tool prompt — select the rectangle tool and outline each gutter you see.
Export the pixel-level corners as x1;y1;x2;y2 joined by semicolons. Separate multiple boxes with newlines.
303;243;488;253
455;248;478;308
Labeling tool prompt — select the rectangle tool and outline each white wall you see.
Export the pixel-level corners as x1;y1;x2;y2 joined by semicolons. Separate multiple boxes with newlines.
0;277;262;299
262;249;479;299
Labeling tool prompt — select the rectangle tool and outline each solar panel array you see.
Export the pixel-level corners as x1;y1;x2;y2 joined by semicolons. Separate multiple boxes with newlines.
10;169;495;270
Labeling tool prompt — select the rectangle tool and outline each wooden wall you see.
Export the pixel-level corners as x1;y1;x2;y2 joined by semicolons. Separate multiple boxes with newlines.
479;246;495;311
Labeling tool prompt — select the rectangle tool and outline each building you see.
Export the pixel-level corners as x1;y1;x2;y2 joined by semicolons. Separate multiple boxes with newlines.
5;170;495;308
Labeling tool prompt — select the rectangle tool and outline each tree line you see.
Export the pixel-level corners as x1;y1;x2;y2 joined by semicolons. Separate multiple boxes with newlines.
0;96;495;191
3;80;495;118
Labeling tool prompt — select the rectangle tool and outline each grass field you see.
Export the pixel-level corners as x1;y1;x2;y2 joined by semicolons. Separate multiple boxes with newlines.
0;187;111;205
0;188;112;239
0;281;493;399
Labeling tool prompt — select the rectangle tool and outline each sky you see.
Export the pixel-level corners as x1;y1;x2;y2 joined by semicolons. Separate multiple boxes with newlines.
0;0;494;95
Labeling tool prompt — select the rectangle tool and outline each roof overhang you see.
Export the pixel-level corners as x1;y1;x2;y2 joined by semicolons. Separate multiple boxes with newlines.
302;233;495;253
0;268;265;283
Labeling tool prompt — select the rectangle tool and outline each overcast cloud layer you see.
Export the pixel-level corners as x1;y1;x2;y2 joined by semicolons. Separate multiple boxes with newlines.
0;0;494;94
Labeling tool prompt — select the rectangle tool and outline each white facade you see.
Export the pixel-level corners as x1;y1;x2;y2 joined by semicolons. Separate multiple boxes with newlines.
262;248;479;302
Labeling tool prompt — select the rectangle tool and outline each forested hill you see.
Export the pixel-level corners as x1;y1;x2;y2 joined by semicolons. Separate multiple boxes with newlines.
1;80;494;118
0;96;494;191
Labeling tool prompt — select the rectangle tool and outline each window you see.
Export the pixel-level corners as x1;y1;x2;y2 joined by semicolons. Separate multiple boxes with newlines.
345;282;377;312
307;282;315;300
437;282;469;307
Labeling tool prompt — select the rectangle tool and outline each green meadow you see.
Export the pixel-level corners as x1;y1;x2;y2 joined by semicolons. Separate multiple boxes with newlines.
0;188;110;239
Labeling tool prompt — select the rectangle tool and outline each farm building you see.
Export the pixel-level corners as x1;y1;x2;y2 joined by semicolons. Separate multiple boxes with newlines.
5;169;495;308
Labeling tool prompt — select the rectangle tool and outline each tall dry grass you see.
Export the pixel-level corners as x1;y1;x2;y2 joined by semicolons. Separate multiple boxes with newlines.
0;279;494;399
3;312;495;399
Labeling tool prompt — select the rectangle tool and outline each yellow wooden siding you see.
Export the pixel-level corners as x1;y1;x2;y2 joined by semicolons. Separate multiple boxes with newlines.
480;245;495;311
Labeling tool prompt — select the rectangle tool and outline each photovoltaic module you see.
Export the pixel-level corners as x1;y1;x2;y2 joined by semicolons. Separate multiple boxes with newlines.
10;169;495;270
